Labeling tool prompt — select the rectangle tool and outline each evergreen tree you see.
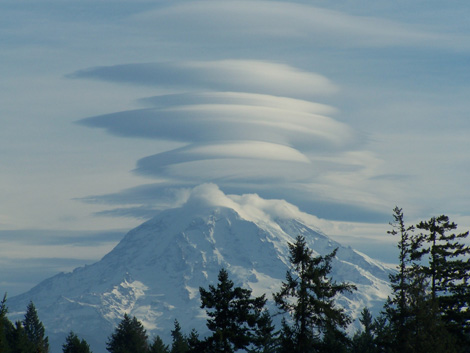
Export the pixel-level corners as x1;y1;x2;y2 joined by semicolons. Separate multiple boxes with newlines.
186;329;201;353
384;209;463;353
0;293;12;353
386;207;416;332
149;335;169;353
199;268;267;353
350;308;377;353
106;313;149;353
170;320;188;353
8;321;30;353
319;322;350;353
384;207;422;352
273;235;356;353
23;301;49;353
247;311;277;353
276;319;295;353
371;316;393;353
416;215;470;346
403;271;456;353
62;331;92;353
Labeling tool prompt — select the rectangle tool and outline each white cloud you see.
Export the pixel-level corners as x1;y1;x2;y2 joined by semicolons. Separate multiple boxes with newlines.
139;92;337;115
75;64;356;156
71;60;339;99
81;103;355;149
73;59;387;220
178;183;325;229
132;0;458;50
187;141;310;163
186;60;339;96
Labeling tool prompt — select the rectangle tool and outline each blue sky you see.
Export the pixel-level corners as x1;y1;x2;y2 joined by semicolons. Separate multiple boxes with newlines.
1;0;470;295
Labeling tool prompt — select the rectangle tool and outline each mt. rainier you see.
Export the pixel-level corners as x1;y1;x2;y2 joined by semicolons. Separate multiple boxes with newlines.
8;184;393;353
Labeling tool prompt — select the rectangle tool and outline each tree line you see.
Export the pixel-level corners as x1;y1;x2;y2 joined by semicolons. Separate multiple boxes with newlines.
1;207;469;353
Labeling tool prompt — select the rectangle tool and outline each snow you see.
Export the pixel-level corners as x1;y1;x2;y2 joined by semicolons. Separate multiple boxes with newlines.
7;184;392;353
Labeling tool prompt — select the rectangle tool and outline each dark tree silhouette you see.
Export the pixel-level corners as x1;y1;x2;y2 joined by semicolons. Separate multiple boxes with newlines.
199;268;267;353
149;335;169;353
23;301;49;353
273;235;356;353
106;314;149;353
62;331;92;353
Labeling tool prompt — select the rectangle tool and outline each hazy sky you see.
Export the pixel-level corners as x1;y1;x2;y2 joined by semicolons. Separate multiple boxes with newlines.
1;0;470;295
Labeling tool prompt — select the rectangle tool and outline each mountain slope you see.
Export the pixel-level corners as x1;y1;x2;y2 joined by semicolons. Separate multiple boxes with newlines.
8;184;392;353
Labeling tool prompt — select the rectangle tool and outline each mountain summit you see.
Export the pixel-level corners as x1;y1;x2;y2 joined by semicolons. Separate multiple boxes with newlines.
8;184;392;353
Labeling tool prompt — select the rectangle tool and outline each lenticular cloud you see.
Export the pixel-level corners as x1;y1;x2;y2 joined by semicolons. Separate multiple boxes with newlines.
70;60;339;98
74;60;386;222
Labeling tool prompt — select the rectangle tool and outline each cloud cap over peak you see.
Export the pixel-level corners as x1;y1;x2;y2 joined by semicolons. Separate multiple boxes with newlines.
170;183;325;229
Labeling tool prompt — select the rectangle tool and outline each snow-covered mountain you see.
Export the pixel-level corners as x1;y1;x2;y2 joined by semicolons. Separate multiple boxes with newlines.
8;184;393;353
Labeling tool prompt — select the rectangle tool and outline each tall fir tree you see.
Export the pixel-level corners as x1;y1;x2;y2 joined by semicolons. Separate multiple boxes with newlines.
0;293;12;353
170;320;188;353
384;207;421;352
319;322;350;353
350;308;378;353
371;316;393;353
247;311;277;353
386;207;416;328
273;235;356;353
106;314;149;353
23;301;49;353
199;268;267;353
8;321;30;353
186;329;201;353
383;209;462;353
149;335;169;353
62;331;92;353
415;215;470;348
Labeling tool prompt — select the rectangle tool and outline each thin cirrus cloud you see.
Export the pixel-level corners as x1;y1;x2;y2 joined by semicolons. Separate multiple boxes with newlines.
73;59;388;222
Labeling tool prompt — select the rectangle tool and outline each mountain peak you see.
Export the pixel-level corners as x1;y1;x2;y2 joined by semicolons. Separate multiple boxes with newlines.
8;185;392;353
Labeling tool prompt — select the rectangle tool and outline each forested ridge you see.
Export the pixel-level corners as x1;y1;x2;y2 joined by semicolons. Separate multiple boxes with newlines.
1;208;469;353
